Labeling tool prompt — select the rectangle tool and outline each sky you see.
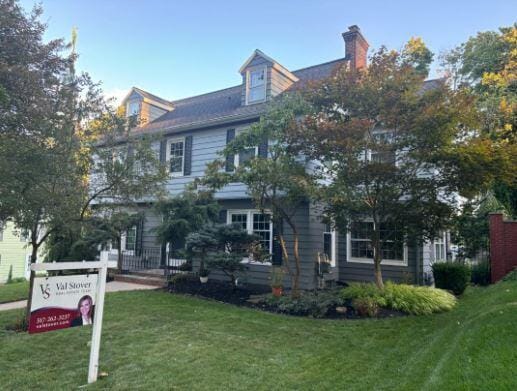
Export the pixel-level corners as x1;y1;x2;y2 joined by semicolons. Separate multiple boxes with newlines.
21;0;517;104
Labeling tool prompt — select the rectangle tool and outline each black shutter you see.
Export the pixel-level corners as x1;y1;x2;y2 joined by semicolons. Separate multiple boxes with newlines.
159;139;167;163
258;139;268;158
225;129;235;172
219;209;228;224
183;135;193;176
272;218;283;266
135;217;144;256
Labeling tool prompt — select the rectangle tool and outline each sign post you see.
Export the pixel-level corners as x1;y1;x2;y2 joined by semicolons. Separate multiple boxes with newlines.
30;255;117;384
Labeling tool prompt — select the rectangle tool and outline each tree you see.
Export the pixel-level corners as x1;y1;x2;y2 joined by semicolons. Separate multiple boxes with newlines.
0;0;167;321
201;95;316;297
186;223;261;288
287;44;478;289
153;190;220;260
442;25;517;215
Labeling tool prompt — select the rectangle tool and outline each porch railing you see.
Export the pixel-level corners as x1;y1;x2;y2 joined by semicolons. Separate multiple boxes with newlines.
121;248;161;273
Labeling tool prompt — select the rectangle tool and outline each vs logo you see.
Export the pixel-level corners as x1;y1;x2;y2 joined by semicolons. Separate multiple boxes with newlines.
39;283;51;299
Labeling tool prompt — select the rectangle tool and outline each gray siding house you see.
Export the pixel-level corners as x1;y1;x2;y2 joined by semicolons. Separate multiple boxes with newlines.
108;26;449;289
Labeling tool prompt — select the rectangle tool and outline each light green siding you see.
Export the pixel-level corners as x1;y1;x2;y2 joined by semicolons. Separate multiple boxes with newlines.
0;221;30;283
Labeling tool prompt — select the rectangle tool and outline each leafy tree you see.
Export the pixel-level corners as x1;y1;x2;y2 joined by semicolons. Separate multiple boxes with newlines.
154;190;220;259
442;25;517;215
0;0;167;321
287;44;477;289
201;95;316;297
186;223;261;288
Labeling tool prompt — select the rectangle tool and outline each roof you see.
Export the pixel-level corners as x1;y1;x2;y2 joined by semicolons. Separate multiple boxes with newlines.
135;57;349;135
121;87;173;110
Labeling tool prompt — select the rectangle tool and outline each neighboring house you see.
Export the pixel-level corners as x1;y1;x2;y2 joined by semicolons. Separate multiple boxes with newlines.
103;25;451;288
0;221;31;283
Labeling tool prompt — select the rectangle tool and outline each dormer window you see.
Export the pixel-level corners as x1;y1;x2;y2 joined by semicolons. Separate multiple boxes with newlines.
246;67;266;104
127;100;140;117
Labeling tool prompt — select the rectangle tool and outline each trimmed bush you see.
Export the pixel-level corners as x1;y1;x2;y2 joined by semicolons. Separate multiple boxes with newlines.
341;282;456;315
432;262;471;295
383;282;456;315
266;290;343;318
471;261;491;286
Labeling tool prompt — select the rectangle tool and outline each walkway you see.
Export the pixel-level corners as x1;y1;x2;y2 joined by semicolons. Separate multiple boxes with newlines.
0;281;158;312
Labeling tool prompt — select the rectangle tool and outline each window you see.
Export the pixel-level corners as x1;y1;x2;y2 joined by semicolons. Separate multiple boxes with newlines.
434;232;446;261
228;210;273;257
124;226;137;252
233;129;258;168
166;138;184;176
323;224;337;267
127;100;140;117
348;221;406;265
369;131;396;165
246;67;266;104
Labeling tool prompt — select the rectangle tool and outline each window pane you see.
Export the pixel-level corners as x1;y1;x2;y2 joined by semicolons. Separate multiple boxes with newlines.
125;226;137;251
250;69;265;87
323;233;332;260
231;214;248;231
248;87;265;102
169;141;184;173
253;213;271;253
239;148;256;165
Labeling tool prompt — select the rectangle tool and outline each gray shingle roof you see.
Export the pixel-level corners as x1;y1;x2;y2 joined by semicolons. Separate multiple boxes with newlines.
135;58;349;135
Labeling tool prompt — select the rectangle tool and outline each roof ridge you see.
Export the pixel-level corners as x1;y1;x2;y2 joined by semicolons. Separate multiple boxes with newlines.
292;57;347;73
171;84;242;104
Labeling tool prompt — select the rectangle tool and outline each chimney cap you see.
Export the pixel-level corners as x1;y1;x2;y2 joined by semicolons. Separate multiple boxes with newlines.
348;25;360;32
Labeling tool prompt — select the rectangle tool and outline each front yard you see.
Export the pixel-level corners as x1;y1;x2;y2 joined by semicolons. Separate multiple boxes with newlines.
1;280;516;390
0;281;28;304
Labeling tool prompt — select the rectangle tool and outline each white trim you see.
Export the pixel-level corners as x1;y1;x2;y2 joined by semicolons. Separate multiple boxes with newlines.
323;225;337;267
165;137;185;177
245;66;267;105
227;209;273;265
346;229;408;267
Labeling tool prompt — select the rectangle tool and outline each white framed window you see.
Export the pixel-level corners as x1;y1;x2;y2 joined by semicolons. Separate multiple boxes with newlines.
434;232;446;261
227;210;273;263
127;100;140;117
122;225;137;253
246;67;266;104
323;224;337;267
166;138;185;176
233;129;258;168
347;221;407;266
367;130;396;165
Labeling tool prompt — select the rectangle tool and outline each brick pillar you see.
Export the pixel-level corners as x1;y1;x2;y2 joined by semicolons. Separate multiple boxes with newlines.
489;213;504;283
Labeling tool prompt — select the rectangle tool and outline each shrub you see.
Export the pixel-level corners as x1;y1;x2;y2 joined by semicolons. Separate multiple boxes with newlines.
383;282;456;315
340;282;387;307
502;268;517;281
352;297;379;317
432;262;471;295
266;290;343;318
341;282;456;316
470;260;491;286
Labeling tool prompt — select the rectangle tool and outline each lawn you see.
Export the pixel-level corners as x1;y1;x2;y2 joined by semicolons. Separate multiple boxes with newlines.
1;281;516;390
0;281;29;304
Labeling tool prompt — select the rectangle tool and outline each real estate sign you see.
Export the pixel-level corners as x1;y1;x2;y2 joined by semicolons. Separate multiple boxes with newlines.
29;274;97;334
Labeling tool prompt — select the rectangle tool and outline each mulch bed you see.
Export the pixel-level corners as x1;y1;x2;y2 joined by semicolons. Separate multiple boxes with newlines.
168;276;406;319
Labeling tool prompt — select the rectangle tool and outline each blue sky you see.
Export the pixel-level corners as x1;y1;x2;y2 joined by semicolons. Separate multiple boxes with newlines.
21;0;517;103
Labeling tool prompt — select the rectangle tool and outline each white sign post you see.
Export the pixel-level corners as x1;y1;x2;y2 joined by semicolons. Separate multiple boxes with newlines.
30;253;117;384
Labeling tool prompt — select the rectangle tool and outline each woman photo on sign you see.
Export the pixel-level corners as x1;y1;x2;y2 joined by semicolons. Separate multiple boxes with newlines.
71;295;94;327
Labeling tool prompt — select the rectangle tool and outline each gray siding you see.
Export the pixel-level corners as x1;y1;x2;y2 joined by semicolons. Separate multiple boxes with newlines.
270;67;295;97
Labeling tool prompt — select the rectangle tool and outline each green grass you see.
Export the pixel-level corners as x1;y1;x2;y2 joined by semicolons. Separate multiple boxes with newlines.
1;281;517;390
0;281;29;303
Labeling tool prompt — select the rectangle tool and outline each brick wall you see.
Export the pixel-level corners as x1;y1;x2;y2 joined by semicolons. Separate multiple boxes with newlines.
489;213;517;283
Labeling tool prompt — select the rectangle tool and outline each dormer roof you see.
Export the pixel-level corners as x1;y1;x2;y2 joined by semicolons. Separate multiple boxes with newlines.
238;49;299;82
121;87;174;111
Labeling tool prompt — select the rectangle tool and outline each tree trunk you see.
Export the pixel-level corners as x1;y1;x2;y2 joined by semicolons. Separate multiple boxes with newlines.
117;238;123;273
285;217;301;298
372;236;385;290
25;245;39;326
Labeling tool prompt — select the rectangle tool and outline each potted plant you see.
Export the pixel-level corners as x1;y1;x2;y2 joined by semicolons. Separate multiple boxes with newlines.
270;266;284;297
199;267;209;283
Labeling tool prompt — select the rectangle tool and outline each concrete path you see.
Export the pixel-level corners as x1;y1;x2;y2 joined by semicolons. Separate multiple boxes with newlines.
0;281;158;312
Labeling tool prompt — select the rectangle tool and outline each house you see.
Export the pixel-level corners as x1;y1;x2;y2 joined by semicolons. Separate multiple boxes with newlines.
0;221;31;283
106;26;451;289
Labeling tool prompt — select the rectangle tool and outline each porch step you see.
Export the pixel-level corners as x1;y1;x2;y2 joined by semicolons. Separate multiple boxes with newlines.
114;274;167;287
130;269;165;278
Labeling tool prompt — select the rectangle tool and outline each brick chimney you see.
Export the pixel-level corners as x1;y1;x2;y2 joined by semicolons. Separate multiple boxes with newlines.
342;25;369;70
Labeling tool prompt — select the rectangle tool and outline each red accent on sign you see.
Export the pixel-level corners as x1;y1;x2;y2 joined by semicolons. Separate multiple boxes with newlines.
28;307;78;334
